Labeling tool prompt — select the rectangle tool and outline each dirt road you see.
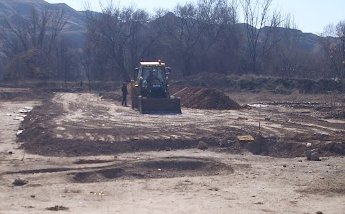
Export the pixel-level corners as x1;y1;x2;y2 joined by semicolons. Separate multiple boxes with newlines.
0;90;344;213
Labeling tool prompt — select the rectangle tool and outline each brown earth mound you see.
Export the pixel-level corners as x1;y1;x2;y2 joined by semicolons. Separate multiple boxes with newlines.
99;92;122;102
171;86;241;110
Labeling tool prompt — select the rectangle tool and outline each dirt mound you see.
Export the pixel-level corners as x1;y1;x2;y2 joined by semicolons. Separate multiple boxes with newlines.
99;92;122;102
171;86;241;110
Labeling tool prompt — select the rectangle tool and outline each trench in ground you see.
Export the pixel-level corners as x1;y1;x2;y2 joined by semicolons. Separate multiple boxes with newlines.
71;157;233;183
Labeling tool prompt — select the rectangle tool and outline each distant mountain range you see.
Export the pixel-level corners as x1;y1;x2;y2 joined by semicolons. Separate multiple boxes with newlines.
0;0;324;52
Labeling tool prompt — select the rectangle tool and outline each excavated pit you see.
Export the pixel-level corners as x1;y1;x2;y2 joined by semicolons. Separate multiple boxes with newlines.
71;157;232;183
74;159;114;165
140;159;206;170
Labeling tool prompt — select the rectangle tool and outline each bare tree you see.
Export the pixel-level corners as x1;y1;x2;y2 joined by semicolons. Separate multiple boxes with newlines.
197;0;238;52
165;0;239;77
80;40;94;91
242;0;273;73
0;7;66;80
172;2;202;77
55;38;69;86
320;21;345;80
84;3;157;81
261;13;299;76
2;8;65;55
196;0;239;73
126;9;164;78
336;21;345;79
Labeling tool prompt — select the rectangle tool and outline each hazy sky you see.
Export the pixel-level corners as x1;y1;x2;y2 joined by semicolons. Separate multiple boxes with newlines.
45;0;345;34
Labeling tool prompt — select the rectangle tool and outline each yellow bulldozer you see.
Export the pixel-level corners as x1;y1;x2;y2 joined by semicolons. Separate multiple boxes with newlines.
129;61;181;114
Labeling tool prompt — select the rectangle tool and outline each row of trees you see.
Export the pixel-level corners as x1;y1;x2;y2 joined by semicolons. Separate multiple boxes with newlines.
82;0;345;81
83;0;289;81
321;22;345;80
0;8;78;81
0;0;344;84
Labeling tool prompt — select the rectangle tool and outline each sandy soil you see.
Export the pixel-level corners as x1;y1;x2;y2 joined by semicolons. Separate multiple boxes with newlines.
0;89;344;213
53;92;345;140
17;92;345;157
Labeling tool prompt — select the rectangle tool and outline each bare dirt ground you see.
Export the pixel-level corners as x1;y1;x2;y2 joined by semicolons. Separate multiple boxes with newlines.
0;88;344;213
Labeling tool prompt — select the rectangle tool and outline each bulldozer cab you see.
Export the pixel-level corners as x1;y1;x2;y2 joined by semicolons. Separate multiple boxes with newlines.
142;67;165;80
136;62;169;98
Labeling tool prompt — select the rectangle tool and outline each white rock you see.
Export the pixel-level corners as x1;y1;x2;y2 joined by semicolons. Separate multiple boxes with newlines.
19;109;29;114
14;116;25;121
248;104;268;108
16;130;23;136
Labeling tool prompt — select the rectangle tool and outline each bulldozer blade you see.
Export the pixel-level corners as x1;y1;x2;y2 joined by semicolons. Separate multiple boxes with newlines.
139;97;181;114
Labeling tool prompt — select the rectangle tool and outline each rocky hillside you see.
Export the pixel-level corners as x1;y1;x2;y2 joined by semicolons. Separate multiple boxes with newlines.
0;0;325;51
0;0;86;47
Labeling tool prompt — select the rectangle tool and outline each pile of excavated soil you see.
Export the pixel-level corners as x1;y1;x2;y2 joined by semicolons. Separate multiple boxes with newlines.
99;92;122;102
171;86;241;110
